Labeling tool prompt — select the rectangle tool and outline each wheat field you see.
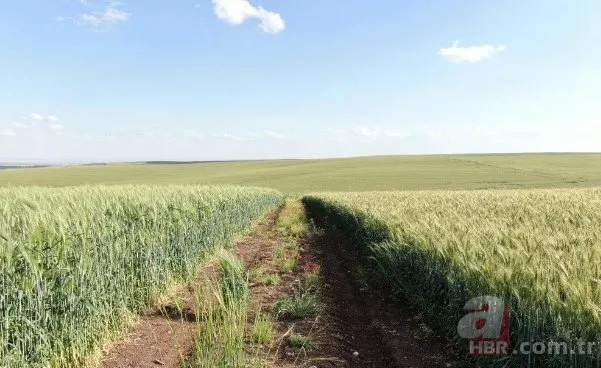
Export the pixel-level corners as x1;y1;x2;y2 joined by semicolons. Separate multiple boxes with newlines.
2;153;601;192
303;188;601;367
0;186;282;367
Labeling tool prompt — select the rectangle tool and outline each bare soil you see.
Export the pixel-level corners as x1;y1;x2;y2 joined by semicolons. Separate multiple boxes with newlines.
99;205;467;368
101;315;194;368
100;263;216;368
305;212;466;367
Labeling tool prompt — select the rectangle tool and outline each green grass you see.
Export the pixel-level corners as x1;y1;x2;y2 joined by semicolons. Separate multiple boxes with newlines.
288;334;312;349
304;272;321;291
1;153;601;191
303;188;601;367
0;186;282;367
216;250;249;309
274;244;286;260
283;258;298;273
250;267;280;286
192;250;250;368
274;288;320;319
251;314;275;345
275;199;312;238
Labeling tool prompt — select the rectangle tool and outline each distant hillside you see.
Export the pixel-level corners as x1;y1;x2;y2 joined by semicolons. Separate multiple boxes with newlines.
0;153;600;192
0;164;49;170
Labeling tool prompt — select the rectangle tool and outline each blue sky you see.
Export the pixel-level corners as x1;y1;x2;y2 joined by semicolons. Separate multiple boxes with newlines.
1;0;600;162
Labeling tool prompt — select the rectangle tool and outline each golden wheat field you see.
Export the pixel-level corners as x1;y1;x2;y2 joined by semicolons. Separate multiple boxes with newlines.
303;187;601;367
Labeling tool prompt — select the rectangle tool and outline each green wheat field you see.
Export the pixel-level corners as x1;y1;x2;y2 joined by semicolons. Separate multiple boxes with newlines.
2;152;601;367
1;153;601;191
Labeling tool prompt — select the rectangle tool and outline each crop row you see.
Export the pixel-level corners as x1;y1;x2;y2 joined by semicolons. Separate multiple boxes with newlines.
0;185;282;367
303;188;601;367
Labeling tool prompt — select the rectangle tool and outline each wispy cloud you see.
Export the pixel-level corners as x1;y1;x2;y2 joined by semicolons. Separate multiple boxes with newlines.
212;0;285;34
214;132;244;141
0;129;16;137
213;130;286;141
27;113;46;121
263;130;284;139
57;1;130;28
16;113;65;132
22;113;60;122
326;126;410;143
439;41;506;63
55;127;207;142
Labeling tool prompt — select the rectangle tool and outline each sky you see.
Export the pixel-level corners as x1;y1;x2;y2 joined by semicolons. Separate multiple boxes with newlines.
1;0;600;163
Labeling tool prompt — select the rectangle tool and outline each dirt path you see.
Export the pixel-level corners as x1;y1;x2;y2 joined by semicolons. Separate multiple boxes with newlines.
101;315;195;368
236;204;464;367
99;208;284;368
100;265;212;367
99;204;465;368
306;213;464;367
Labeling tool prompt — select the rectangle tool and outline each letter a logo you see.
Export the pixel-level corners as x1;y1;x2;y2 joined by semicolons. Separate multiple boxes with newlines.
457;296;506;339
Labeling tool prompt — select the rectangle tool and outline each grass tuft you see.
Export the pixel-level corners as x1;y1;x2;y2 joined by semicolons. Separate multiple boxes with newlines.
250;267;280;286
192;251;250;367
274;289;320;319
283;258;298;273
251;314;275;345
288;334;312;349
276;199;311;239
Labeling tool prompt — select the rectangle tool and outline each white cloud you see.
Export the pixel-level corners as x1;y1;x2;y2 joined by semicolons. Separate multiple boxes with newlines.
17;113;65;131
58;1;130;27
102;3;130;23
439;41;506;63
325;126;410;143
214;132;244;141
212;0;285;34
80;14;103;26
263;130;284;139
79;1;130;27
386;132;410;139
23;113;60;122
0;129;16;137
354;126;381;139
214;130;285;141
83;128;280;142
28;113;45;121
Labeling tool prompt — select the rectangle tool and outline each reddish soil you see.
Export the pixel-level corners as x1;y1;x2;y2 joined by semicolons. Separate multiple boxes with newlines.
101;315;194;368
305;213;466;367
99;205;467;368
100;266;214;367
98;209;282;368
235;205;466;367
